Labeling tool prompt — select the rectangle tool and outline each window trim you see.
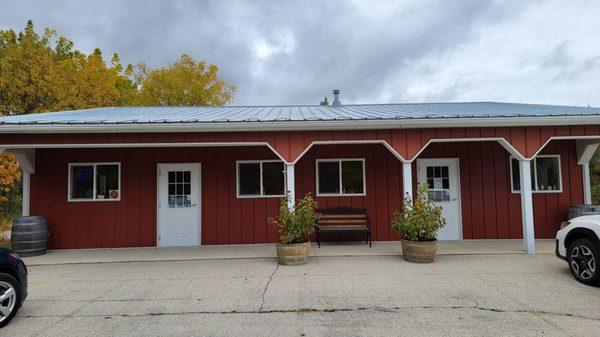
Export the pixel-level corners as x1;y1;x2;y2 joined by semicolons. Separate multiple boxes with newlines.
509;155;562;194
236;160;286;198
315;158;366;197
67;162;122;202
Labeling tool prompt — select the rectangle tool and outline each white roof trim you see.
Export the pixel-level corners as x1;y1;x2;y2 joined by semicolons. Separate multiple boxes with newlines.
0;115;599;133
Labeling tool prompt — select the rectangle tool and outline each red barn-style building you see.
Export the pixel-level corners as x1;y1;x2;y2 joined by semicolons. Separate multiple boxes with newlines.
1;99;599;254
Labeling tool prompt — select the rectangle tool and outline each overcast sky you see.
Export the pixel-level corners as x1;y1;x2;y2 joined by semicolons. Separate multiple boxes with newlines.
2;0;600;106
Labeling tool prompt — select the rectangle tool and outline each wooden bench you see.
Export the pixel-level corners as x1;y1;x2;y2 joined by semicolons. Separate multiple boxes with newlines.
315;208;371;247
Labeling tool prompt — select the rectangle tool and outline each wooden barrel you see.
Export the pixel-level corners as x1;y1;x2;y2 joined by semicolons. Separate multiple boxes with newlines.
11;216;48;257
276;241;310;265
569;204;600;219
401;240;437;263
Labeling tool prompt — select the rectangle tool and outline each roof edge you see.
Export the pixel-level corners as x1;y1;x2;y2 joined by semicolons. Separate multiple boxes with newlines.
0;115;598;134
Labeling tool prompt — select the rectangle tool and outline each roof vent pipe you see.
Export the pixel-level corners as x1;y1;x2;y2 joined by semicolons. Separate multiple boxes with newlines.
332;89;341;107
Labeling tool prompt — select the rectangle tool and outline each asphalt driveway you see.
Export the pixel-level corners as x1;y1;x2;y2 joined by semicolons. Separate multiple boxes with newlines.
4;254;600;336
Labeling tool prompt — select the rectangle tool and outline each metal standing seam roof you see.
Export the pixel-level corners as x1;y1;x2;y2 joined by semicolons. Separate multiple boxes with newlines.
0;102;599;125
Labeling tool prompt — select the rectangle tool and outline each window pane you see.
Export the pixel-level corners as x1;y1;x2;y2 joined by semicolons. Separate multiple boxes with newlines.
318;162;340;194
262;162;285;196
239;163;261;195
341;160;364;194
511;158;535;192
96;165;119;199
536;157;560;191
71;165;94;199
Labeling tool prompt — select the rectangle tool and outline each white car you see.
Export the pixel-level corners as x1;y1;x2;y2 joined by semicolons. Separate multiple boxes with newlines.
556;215;600;286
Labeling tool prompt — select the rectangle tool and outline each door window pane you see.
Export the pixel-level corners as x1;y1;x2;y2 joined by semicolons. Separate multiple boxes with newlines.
425;165;451;202
238;163;261;196
70;165;94;199
168;170;192;208
341;160;364;194
318;162;340;194
262;162;285;195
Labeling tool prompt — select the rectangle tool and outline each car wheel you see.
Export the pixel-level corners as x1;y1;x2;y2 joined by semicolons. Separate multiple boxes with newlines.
0;273;21;328
568;238;600;286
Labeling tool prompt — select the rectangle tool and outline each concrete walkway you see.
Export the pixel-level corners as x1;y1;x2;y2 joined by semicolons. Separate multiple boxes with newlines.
22;239;555;266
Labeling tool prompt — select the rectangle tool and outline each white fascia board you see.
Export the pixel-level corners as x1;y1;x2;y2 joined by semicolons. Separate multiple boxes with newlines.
0;115;599;133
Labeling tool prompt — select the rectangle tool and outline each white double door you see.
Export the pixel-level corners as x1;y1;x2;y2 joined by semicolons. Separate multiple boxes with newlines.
157;163;201;247
417;158;462;240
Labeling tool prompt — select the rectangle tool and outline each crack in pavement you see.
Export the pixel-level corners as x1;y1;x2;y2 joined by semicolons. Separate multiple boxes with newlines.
259;264;279;312
19;304;600;322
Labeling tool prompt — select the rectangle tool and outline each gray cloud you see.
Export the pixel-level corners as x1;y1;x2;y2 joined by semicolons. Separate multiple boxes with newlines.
1;0;600;106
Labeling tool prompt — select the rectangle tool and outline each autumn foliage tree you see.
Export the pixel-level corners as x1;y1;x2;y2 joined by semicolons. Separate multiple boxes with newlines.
133;54;235;106
0;21;235;220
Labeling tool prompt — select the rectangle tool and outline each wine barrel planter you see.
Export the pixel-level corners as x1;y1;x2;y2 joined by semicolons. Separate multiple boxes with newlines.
276;241;310;265
401;240;437;263
11;216;48;257
568;204;600;219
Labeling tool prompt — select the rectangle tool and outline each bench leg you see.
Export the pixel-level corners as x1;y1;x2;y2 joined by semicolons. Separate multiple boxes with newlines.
369;232;372;247
317;231;321;248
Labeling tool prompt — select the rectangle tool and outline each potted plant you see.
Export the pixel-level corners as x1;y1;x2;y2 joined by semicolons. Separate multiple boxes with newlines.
391;184;446;263
268;194;319;265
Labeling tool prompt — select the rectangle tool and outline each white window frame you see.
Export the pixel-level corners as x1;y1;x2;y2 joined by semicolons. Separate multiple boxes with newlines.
316;158;366;197
509;155;562;194
67;162;122;202
236;160;286;198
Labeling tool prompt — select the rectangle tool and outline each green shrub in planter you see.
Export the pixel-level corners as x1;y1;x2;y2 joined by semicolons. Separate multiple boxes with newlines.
391;184;446;263
269;194;320;244
391;184;446;242
269;194;320;265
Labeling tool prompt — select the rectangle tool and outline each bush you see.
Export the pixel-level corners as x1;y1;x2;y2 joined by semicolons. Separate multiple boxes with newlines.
269;194;319;244
391;184;446;241
0;218;11;245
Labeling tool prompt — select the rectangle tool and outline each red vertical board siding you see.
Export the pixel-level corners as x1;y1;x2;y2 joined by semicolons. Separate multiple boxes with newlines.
29;137;584;249
295;144;403;242
419;140;582;239
494;145;511;239
31;146;281;249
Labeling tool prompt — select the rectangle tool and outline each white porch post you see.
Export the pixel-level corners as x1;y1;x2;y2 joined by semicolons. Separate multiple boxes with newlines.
22;172;31;216
577;140;599;205
402;162;413;201
10;149;35;217
519;159;536;255
286;163;295;209
583;163;592;205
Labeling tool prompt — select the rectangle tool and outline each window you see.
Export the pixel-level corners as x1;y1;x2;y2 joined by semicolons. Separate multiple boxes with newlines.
237;160;285;197
510;155;562;193
316;159;365;196
68;163;121;201
168;171;191;208
425;165;450;202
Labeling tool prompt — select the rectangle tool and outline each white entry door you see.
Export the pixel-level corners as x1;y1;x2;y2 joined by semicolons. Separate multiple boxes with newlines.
417;158;462;240
157;163;201;247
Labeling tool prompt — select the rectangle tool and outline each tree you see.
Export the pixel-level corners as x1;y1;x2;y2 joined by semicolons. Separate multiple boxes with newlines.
0;21;136;115
319;96;329;106
0;22;237;221
591;148;600;204
133;54;235;106
0;152;20;202
0;21;137;220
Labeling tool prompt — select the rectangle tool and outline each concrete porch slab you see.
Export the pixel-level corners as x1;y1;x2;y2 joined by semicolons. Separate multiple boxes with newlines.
21;239;556;266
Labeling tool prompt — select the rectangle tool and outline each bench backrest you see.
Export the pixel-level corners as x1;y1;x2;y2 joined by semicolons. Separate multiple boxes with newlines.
316;208;369;228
